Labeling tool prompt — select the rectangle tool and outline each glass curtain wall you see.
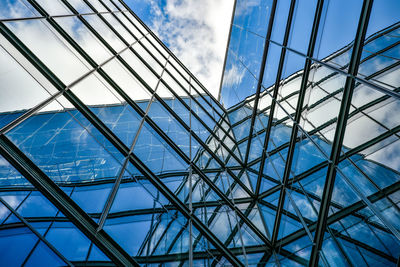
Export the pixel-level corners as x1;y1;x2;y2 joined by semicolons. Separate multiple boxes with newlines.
0;0;399;266
219;0;400;266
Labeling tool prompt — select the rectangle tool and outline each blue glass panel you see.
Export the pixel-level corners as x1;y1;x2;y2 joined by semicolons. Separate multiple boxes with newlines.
288;0;318;54
315;0;363;59
147;101;201;157
90;104;142;147
233;0;273;36
270;0;291;44
262;42;281;88
25;241;66;267
366;0;400;38
45;221;91;261
110;181;157;212
104;214;152;256
0;225;38;266
133;121;187;174
6;106;128;184
70;183;112;214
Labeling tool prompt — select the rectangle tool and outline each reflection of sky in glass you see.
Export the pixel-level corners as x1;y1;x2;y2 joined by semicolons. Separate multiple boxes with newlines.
0;0;399;266
220;0;400;108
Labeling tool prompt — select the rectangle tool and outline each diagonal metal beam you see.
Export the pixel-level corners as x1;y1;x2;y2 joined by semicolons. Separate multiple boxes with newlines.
255;0;297;198
243;0;278;167
270;0;325;246
308;0;374;265
0;135;139;267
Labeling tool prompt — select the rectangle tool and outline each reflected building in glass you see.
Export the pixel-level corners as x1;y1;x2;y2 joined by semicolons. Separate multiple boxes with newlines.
0;0;399;266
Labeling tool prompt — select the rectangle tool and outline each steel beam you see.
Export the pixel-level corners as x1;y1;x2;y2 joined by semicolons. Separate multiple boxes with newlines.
255;0;297;197
243;0;277;166
270;0;325;246
0;135;138;267
309;1;374;265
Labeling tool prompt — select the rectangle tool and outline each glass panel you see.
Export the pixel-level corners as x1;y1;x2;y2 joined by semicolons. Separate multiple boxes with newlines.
365;0;400;38
233;0;272;36
114;11;143;40
0;0;39;20
288;0;317;54
35;0;72;15
54;16;112;64
315;0;363;59
0;46;55;128
119;48;159;90
83;14;125;52
270;0;291;44
133;121;187;174
4;19;90;84
101;56;152;101
5;95;129;185
102;13;135;44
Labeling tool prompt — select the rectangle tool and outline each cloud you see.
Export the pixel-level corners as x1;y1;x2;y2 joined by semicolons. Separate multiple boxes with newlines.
139;0;235;98
222;64;245;87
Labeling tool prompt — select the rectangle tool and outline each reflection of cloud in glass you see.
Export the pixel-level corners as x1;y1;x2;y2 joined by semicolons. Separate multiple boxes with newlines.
367;139;400;173
222;64;245;87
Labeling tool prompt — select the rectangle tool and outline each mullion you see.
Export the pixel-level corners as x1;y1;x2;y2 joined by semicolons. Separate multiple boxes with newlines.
96;56;170;231
255;0;297;200
269;0;325;250
309;0;374;264
0;10;126;23
243;0;278;167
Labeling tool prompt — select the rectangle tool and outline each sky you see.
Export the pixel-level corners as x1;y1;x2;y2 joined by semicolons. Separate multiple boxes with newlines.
124;0;235;99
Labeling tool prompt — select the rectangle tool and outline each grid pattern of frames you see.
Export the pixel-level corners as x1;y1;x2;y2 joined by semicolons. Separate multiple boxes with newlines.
0;0;399;266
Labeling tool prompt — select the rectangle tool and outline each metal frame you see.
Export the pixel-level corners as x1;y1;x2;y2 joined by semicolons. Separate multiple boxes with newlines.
308;0;374;265
0;0;399;266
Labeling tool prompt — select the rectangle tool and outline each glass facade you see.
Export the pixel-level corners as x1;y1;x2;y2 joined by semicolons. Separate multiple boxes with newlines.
0;0;398;266
218;0;400;266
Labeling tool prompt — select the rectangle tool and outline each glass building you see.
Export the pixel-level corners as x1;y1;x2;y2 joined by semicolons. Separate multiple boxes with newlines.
0;0;399;266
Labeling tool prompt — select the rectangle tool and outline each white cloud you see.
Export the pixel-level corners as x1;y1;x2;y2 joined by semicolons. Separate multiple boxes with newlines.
145;0;235;98
223;64;245;87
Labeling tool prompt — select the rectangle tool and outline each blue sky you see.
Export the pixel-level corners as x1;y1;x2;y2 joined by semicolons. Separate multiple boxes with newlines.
124;0;235;98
